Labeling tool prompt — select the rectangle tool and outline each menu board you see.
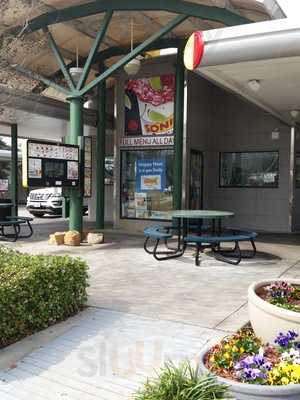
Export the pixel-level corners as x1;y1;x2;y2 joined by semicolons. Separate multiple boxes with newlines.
23;140;80;188
83;137;92;197
28;142;79;161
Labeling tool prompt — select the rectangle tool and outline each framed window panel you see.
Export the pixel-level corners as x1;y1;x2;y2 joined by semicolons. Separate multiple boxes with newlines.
220;151;279;188
120;149;173;220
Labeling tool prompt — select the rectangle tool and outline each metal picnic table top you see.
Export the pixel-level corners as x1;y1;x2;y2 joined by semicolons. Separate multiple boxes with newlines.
169;210;235;219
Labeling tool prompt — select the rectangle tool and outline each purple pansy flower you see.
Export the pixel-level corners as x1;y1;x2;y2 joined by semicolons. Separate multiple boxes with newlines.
234;354;272;384
275;331;299;348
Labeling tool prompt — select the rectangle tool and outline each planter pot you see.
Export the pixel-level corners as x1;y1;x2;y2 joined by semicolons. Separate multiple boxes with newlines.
199;346;300;400
248;280;300;344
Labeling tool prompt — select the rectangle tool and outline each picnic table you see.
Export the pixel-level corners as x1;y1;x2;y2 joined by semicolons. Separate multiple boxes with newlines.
170;209;234;237
0;201;34;242
144;209;257;265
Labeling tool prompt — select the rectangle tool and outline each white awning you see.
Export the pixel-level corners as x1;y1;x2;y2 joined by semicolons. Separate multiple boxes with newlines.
192;18;300;125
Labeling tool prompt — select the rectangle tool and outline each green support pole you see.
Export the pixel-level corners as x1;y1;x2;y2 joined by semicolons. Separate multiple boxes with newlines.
173;45;185;210
68;97;84;233
11;124;18;216
96;78;106;229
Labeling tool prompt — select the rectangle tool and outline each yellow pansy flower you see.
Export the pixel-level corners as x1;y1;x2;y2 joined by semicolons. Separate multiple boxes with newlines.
281;377;289;385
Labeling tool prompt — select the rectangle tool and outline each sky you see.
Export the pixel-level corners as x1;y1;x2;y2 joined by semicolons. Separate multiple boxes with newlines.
277;0;300;16
258;0;300;16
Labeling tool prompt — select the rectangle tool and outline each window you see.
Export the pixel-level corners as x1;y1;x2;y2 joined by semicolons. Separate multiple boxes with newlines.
220;151;279;188
121;149;173;219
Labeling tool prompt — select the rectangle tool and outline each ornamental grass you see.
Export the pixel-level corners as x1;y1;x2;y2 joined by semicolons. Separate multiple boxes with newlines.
134;361;232;399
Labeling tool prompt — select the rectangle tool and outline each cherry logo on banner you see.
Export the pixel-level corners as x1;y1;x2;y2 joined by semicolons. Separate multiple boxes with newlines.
184;31;205;71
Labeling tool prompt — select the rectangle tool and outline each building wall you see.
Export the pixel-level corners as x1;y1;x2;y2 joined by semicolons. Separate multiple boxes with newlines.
186;72;214;208
187;75;292;233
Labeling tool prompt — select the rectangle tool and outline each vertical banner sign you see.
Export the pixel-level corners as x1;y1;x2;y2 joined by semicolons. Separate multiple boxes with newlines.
83;137;92;197
125;75;175;136
136;159;166;192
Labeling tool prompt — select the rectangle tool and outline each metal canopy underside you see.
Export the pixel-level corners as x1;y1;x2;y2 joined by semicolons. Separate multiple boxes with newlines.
195;18;300;126
0;0;273;109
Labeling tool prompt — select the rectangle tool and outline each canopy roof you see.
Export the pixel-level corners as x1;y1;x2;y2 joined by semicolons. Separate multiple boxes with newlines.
1;1;274;93
0;0;281;129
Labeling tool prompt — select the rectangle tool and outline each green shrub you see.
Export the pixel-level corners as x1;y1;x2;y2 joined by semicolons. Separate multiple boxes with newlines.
0;245;88;348
134;361;232;400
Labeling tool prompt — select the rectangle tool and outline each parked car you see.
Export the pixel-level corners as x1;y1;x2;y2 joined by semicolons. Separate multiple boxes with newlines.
26;187;88;217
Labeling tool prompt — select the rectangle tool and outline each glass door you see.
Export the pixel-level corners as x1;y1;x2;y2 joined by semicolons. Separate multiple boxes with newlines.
189;150;203;210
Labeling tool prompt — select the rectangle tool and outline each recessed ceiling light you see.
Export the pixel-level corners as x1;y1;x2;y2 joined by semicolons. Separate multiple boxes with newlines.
247;79;261;92
290;110;300;119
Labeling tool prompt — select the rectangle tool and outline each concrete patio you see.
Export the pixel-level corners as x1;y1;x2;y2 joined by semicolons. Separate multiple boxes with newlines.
0;213;300;399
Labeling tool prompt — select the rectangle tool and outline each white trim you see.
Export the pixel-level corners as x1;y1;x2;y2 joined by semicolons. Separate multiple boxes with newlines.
198;19;300;68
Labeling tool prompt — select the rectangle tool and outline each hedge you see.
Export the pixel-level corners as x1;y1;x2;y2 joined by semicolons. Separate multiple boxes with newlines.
0;246;88;348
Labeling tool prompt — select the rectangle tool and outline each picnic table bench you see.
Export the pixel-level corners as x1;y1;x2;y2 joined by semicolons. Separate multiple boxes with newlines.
184;230;257;266
0;216;34;242
143;225;184;261
144;224;257;265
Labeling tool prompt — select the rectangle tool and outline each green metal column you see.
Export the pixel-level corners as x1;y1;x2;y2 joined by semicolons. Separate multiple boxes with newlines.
11;124;18;216
96;79;106;229
68;97;84;233
173;45;185;210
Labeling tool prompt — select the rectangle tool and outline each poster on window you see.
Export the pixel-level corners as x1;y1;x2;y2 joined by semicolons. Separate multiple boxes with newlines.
136;159;166;192
125;75;175;136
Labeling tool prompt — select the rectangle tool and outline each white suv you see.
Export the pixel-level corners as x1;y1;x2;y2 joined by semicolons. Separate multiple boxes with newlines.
27;188;88;217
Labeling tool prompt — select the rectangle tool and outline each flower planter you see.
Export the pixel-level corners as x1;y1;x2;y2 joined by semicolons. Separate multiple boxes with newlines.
248;280;300;344
199;346;300;400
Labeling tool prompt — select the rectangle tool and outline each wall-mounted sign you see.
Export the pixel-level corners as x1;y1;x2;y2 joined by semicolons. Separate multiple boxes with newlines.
83;137;92;197
0;179;8;192
22;140;80;188
296;153;300;188
125;75;175;137
184;31;205;71
120;135;174;148
136;159;166;192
